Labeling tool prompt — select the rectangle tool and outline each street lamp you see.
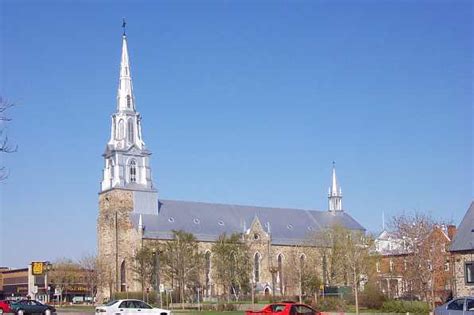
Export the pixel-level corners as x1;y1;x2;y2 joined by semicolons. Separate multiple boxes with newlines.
152;248;162;307
44;262;52;303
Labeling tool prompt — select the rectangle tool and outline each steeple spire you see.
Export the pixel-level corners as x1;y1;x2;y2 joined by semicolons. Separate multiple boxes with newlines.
117;30;135;112
328;162;343;212
101;25;155;196
331;161;338;195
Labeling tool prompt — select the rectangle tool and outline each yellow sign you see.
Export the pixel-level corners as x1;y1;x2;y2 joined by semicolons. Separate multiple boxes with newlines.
32;262;44;275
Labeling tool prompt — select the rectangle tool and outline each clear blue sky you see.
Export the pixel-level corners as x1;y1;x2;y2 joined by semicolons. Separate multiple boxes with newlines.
1;0;472;268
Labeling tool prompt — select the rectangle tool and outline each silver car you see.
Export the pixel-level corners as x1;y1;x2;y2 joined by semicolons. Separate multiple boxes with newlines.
435;297;474;315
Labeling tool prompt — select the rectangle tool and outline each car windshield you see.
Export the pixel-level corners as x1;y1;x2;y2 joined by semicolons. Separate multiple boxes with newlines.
105;300;119;306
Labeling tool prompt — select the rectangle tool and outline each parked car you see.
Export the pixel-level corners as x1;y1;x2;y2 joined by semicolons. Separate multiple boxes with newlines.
434;296;474;315
246;302;320;315
0;300;13;314
9;299;56;314
95;299;171;315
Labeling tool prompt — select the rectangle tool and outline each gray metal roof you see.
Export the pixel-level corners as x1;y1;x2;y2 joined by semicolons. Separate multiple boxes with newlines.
130;199;365;246
450;201;474;252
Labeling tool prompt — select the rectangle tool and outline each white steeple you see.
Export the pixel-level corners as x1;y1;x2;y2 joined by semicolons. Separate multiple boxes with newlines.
100;25;156;200
328;162;343;212
117;34;135;112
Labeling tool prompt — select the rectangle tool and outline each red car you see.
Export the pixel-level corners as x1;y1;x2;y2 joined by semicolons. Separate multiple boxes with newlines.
0;300;13;314
246;302;320;315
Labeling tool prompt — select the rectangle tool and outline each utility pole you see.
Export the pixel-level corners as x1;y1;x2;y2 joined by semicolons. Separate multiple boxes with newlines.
153;248;162;307
115;211;119;294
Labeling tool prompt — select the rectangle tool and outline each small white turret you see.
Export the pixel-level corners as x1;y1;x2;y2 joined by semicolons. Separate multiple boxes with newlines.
328;162;343;212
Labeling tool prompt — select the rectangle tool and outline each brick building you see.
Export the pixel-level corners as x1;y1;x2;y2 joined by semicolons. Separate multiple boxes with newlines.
374;225;456;303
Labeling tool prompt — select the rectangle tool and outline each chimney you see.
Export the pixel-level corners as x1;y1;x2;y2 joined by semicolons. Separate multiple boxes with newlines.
447;225;457;240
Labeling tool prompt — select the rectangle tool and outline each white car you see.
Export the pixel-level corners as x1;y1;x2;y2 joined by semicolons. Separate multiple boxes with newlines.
96;299;171;315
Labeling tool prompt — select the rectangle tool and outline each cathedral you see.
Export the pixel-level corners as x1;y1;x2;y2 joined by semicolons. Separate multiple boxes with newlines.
97;31;365;301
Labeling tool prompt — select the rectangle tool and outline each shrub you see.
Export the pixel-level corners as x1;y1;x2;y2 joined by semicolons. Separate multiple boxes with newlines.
217;303;237;311
381;300;430;314
359;283;387;309
314;297;347;312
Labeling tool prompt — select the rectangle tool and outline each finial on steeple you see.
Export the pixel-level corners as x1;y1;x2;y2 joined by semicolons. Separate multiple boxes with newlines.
122;18;127;36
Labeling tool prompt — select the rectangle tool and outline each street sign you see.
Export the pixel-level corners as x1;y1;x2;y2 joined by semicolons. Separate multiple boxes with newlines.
32;262;44;275
32;286;38;294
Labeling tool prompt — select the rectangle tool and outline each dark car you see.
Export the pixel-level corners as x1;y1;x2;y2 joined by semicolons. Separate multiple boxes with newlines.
10;299;56;314
0;300;13;314
246;302;320;315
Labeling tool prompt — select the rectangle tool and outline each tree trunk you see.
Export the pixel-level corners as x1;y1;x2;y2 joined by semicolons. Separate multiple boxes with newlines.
353;269;359;315
180;280;185;310
431;273;435;310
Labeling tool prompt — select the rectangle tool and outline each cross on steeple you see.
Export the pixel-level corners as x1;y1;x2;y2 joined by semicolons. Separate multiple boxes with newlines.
122;18;126;36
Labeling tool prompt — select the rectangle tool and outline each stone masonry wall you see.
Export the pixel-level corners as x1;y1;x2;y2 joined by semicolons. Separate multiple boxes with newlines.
453;252;474;297
97;189;141;302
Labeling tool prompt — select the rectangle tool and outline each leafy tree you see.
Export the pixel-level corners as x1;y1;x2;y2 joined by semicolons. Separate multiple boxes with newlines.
49;258;81;304
282;245;321;303
314;225;373;315
211;233;251;301
131;245;155;295
160;230;203;307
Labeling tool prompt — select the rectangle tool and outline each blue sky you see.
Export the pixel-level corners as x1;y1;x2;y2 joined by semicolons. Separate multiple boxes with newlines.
1;0;472;267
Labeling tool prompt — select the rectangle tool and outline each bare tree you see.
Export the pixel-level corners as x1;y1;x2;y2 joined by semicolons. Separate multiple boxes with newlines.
389;212;449;308
96;257;115;301
0;97;17;180
78;253;99;302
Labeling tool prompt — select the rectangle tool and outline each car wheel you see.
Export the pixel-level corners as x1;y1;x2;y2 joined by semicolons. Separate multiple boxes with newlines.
17;309;24;315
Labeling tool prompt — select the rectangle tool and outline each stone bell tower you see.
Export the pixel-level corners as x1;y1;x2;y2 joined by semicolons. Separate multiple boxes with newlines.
97;24;157;301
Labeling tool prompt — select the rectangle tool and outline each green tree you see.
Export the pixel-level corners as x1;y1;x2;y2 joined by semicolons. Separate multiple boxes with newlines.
160;230;203;307
211;233;251;301
49;258;81;304
131;245;155;296
315;226;374;315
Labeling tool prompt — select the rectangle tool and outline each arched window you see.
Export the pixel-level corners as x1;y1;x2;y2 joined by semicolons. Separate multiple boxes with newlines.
254;253;260;282
118;119;125;139
129;160;136;183
120;260;126;292
126;95;131;108
277;254;283;295
127;119;134;142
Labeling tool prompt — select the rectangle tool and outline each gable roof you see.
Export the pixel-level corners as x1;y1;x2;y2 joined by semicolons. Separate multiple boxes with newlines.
131;199;365;246
450;201;474;252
